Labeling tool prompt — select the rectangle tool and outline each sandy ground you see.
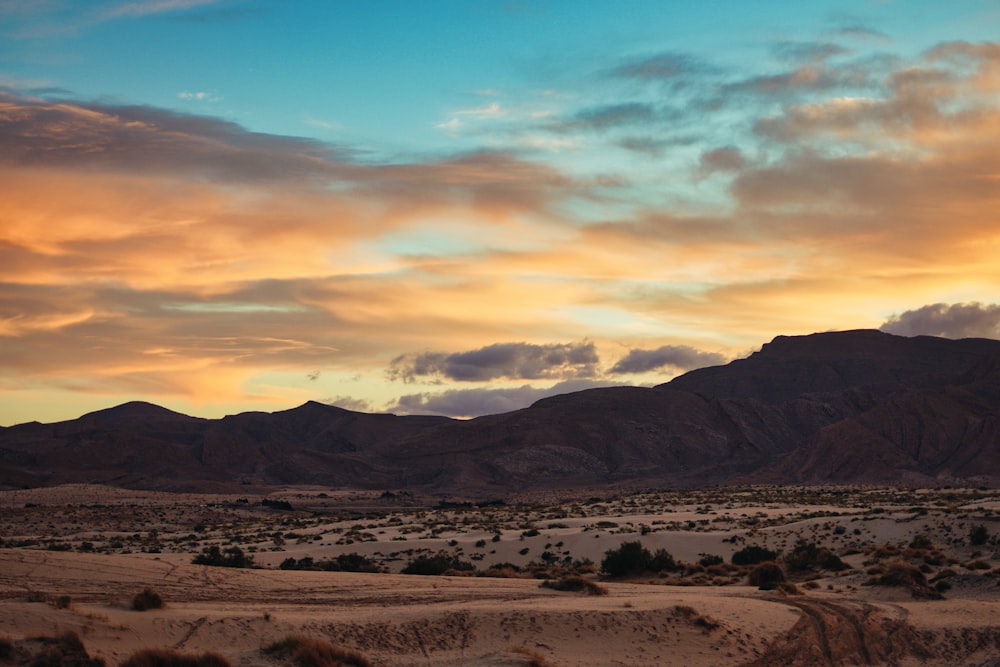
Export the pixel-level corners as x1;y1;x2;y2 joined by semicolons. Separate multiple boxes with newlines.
2;484;1000;666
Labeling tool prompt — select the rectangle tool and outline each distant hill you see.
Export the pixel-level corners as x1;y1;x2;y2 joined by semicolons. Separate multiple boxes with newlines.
2;330;999;495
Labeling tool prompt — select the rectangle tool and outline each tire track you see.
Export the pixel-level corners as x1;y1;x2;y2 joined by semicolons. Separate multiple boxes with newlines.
740;597;929;667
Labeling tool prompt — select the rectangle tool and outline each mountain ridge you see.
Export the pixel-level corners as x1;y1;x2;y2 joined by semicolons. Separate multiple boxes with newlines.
3;329;1000;495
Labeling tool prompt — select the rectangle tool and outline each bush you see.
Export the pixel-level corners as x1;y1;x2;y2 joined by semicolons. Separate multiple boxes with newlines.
539;575;608;595
54;595;72;609
279;554;381;573
121;648;231;667
698;553;724;567
600;541;676;577
732;545;777;566
0;636;12;661
132;588;164;611
192;546;254;568
401;553;474;576
970;524;989;547
784;540;848;573
325;553;381;573
22;631;105;667
748;562;786;589
263;635;371;667
867;560;943;599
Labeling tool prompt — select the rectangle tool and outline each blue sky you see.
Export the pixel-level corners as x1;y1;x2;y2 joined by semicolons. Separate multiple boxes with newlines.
2;0;1000;424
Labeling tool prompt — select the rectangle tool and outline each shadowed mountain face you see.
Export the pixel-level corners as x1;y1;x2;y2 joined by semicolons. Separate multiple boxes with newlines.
2;330;1000;494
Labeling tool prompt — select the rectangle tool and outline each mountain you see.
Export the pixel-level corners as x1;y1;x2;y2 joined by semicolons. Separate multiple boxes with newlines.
2;330;1000;494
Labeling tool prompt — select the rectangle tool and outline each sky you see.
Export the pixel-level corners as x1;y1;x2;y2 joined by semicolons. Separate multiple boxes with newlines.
2;0;1000;426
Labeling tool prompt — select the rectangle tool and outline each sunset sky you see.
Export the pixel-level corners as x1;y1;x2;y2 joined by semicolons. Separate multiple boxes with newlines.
3;1;1000;426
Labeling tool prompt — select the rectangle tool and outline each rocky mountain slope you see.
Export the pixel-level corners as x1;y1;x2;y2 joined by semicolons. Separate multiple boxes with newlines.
2;329;999;494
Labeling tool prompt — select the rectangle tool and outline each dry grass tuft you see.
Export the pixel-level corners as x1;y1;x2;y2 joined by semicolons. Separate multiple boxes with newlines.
120;648;231;667
539;575;608;595
263;635;372;667
510;646;557;667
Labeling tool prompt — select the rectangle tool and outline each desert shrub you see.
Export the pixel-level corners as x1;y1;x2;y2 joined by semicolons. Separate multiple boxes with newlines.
732;544;777;566
748;562;786;589
261;499;294;511
510;647;556;667
121;648;230;667
192;545;254;568
909;534;933;550
54;595;72;609
401;553;474;576
0;636;12;660
649;548;676;572
539;575;607;596
672;605;719;632
600;541;676;577
24;631;104;667
867;559;943;599
784;539;848;573
263;635;371;667
966;560;992;570
280;554;381;573
970;524;989;546
935;580;952;593
326;553;381;573
132;588;164;611
698;553;724;567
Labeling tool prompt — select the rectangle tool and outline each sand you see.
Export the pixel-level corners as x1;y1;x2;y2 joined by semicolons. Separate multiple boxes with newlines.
2;484;1000;666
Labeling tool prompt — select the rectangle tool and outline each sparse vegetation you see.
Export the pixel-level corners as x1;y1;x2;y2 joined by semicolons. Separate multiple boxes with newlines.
600;541;676;577
970;524;989;546
510;647;556;667
279;553;381;573
732;544;778;566
784;539;849;573
132;588;164;611
540;575;608;595
192;545;254;568
0;636;12;661
401;552;474;576
20;631;105;667
263;635;372;667
121;648;231;667
748;562;786;589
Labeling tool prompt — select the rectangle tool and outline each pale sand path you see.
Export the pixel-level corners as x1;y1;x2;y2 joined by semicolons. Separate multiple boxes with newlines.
0;549;795;666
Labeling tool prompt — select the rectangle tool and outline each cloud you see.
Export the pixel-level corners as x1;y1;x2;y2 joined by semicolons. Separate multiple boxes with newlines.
101;0;224;20
609;345;727;374
559;103;659;132
772;41;849;63
323;396;374;413
177;90;222;102
880;303;1000;339
612;52;708;80
388;379;619;418
388;341;599;383
699;146;746;173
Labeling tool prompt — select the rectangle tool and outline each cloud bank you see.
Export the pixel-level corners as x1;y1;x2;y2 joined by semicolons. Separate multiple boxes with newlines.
880;303;1000;339
3;31;1000;422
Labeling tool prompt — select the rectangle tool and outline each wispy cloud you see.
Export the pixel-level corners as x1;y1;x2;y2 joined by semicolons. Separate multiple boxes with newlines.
101;0;225;20
177;90;222;102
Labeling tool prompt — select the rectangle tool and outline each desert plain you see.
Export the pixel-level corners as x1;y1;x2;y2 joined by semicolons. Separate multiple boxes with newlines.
2;483;1000;666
